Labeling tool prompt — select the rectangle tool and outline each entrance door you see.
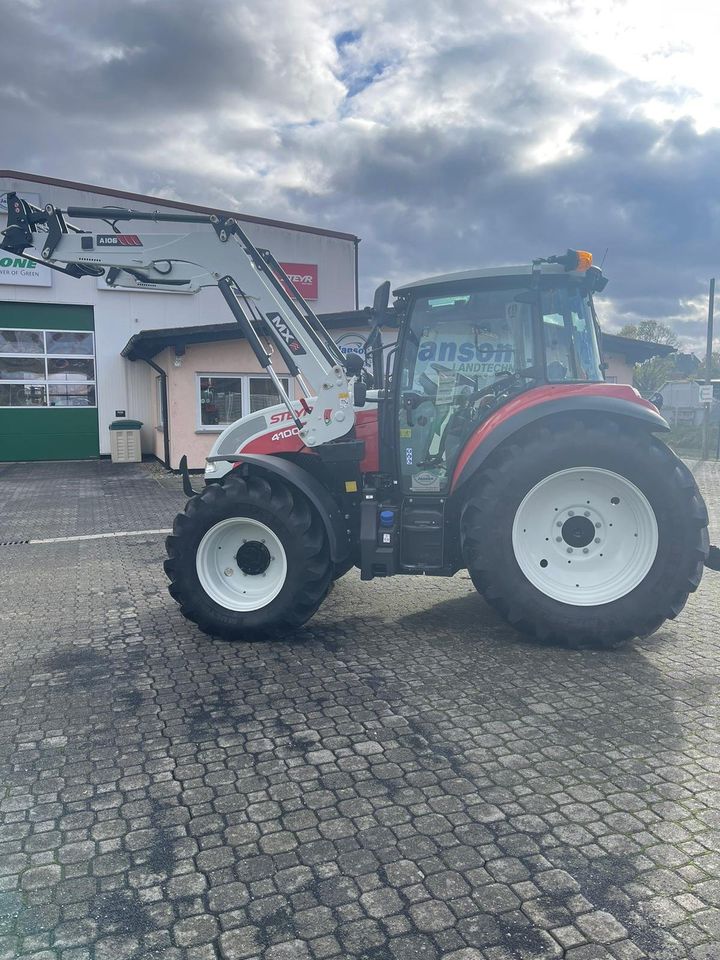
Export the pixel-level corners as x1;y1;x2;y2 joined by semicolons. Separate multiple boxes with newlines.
0;303;99;461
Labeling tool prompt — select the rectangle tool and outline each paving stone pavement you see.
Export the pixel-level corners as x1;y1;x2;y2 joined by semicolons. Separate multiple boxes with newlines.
1;459;719;960
0;460;183;542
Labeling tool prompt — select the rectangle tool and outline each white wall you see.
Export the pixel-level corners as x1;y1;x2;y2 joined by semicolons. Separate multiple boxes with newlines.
0;176;357;455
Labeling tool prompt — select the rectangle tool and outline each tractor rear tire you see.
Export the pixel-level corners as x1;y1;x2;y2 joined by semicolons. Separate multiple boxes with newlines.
164;471;333;639
461;419;709;648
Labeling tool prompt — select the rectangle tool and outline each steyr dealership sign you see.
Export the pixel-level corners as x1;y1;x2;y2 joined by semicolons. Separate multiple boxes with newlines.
279;263;318;300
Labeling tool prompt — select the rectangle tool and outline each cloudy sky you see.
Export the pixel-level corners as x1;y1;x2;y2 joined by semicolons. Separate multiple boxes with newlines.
4;0;720;350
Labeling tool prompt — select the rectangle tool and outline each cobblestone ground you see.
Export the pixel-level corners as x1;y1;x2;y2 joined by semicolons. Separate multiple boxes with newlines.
1;460;719;960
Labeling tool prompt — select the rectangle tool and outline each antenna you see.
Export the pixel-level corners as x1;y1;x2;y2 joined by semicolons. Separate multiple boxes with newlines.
600;247;609;269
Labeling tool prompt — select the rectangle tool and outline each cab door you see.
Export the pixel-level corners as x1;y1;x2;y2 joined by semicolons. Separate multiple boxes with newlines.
394;283;536;496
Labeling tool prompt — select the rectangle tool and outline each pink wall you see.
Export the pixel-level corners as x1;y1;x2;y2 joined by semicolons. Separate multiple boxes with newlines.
153;342;293;469
604;352;634;386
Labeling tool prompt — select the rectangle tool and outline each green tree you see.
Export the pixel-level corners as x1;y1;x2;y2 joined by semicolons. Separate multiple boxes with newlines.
633;355;676;397
619;320;679;348
696;352;720;379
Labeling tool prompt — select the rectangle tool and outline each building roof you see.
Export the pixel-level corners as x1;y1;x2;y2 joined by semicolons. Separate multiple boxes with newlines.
0;169;359;243
122;311;372;361
602;333;675;364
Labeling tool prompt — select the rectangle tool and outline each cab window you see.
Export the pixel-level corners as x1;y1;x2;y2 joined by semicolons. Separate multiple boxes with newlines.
541;286;603;382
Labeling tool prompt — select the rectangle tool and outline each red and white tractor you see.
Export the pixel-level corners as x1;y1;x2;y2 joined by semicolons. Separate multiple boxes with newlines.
3;193;712;647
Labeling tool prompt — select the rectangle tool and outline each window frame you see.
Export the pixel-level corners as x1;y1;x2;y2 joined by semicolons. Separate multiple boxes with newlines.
0;327;97;409
195;373;292;432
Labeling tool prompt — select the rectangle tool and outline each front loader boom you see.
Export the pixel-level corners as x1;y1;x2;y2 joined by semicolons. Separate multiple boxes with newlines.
0;192;355;447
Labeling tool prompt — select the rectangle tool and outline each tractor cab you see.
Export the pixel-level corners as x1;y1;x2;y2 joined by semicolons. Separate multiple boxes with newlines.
382;252;608;497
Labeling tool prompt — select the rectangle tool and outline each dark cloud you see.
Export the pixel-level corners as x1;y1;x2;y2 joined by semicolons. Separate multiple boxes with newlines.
3;0;342;121
2;0;719;350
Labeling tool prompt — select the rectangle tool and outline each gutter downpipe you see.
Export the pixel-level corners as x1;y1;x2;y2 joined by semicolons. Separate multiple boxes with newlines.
143;356;171;470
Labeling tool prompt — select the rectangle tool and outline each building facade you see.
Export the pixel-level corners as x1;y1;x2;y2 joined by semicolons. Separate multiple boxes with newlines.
600;333;675;385
0;171;359;463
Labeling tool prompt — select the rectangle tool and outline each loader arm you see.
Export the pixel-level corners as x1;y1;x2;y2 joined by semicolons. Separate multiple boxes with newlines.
0;192;355;447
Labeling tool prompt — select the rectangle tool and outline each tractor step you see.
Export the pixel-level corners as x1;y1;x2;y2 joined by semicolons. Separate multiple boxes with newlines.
401;498;445;570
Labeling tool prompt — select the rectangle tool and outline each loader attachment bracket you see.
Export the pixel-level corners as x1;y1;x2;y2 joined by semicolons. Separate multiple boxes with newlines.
179;455;201;497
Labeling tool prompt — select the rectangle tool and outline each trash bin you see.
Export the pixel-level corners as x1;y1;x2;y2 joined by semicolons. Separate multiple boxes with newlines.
109;419;143;463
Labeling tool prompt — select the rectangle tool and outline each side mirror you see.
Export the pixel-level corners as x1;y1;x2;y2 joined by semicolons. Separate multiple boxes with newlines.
353;380;367;407
372;280;391;326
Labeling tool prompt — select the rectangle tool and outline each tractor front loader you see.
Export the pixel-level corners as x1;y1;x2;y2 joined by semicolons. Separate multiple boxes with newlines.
2;192;713;648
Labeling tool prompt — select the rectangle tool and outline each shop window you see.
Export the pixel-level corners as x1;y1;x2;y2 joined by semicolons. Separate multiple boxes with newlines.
0;330;44;354
48;384;97;407
0;356;45;380
199;376;244;426
0;383;47;407
249;377;289;413
45;331;94;356
0;328;97;408
47;358;95;381
197;375;290;428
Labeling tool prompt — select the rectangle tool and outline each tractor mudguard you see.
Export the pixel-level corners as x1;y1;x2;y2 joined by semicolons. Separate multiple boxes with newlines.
206;452;350;564
451;383;669;492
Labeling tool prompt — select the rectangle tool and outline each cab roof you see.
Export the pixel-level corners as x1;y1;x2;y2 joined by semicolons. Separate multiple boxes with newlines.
394;262;575;295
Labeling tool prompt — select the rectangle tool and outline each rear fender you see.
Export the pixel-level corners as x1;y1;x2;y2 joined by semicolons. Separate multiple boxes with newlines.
206;452;350;564
451;384;669;493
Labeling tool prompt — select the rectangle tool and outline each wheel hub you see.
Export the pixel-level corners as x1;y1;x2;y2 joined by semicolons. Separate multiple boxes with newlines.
195;517;287;612
561;515;595;548
236;540;271;576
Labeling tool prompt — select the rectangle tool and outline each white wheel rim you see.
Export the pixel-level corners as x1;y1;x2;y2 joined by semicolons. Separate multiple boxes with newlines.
511;467;659;606
196;518;287;612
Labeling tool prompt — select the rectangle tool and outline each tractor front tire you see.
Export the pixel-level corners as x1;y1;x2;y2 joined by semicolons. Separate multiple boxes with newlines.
462;419;709;648
164;471;333;639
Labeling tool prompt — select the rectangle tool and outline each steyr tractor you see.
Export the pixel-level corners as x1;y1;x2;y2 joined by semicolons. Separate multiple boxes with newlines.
3;193;714;648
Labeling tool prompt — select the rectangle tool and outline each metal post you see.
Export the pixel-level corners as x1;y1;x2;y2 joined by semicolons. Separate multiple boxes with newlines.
702;278;715;460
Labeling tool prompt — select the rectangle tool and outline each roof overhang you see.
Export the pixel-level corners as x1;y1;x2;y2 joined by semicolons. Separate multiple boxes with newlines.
602;334;675;364
121;311;373;362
